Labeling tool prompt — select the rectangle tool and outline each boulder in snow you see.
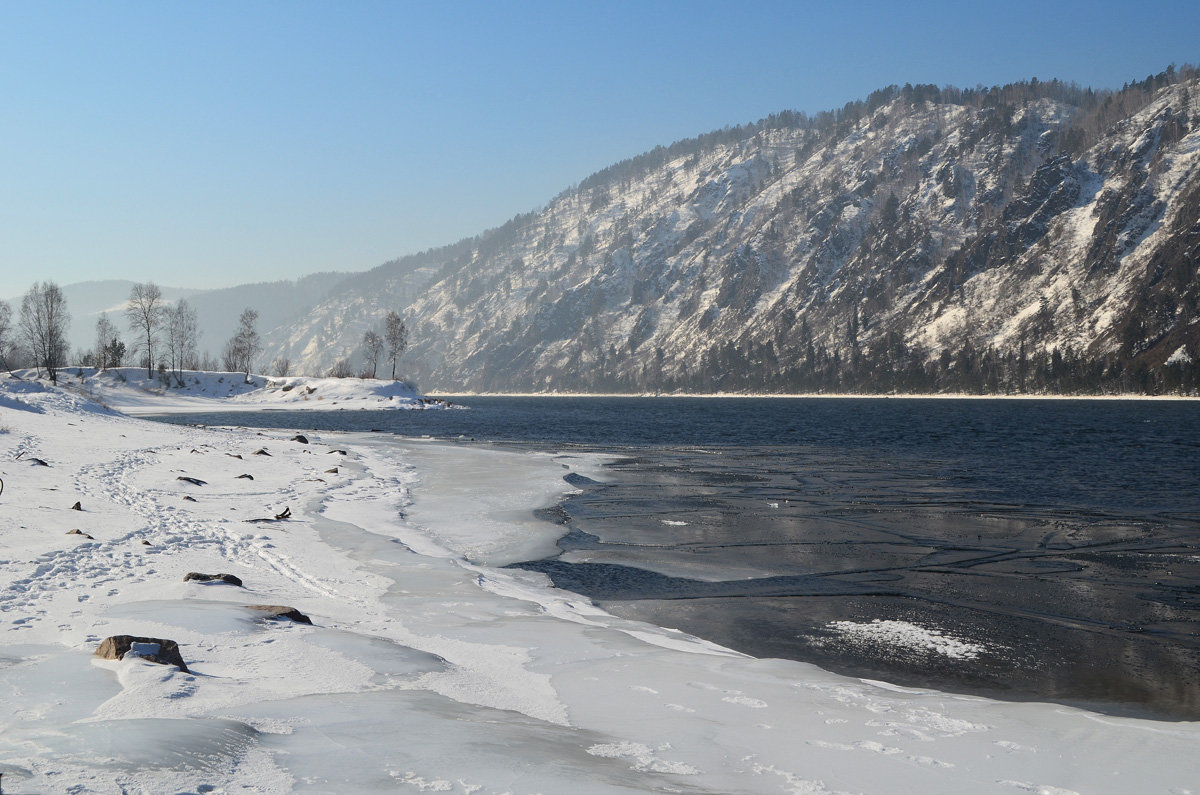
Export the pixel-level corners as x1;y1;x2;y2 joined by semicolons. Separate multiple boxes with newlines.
94;635;190;672
184;572;243;587
246;605;313;625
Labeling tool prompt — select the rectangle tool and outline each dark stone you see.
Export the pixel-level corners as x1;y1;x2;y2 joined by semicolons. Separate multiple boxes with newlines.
253;448;272;456
66;529;94;540
291;435;309;444
70;501;82;511
184;572;243;587
177;476;207;486
246;605;313;625
236;473;254;480
325;467;338;474
95;635;189;672
183;495;197;502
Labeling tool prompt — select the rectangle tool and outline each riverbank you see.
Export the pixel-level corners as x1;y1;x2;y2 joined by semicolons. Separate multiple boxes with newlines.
1;375;1197;793
16;366;450;415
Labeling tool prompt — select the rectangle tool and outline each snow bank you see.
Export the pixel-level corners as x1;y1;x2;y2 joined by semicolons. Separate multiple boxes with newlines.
1;375;1197;793
25;366;448;415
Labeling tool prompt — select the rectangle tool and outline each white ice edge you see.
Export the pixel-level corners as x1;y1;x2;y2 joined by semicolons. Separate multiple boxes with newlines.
1;376;1198;794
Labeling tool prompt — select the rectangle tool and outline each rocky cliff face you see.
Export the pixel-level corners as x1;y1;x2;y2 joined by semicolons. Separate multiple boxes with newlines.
263;70;1200;393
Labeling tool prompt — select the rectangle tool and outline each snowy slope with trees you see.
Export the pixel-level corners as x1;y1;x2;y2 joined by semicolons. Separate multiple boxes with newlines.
260;67;1200;394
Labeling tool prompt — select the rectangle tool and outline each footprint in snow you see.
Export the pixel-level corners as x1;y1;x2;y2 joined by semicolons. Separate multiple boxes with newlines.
722;695;769;708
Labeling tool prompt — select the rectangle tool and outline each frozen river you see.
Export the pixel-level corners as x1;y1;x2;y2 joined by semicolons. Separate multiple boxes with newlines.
151;396;1200;719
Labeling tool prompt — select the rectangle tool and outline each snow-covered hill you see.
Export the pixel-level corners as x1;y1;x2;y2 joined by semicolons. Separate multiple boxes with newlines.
262;69;1200;394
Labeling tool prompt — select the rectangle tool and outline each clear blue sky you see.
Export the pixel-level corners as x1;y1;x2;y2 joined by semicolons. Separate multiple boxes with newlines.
1;0;1196;299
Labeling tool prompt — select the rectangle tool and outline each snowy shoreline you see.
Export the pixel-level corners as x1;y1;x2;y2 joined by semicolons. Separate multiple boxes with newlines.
27;366;454;416
1;374;1198;793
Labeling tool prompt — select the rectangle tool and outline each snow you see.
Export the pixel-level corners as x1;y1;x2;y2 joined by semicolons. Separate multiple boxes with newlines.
1;373;1198;793
35;366;443;416
820;619;996;661
1166;345;1193;365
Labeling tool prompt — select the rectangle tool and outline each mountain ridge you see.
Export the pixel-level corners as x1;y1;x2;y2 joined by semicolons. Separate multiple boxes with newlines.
260;66;1200;394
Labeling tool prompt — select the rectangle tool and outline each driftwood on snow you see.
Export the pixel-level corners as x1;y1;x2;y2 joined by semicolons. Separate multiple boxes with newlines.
248;506;292;523
177;476;207;486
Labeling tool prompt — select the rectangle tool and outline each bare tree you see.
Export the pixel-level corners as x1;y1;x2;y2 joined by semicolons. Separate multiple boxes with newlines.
272;356;291;377
94;313;120;370
362;330;383;378
0;300;12;370
166;299;199;380
221;338;241;373
384;310;408;380
223;308;261;380
327;358;353;378
125;282;165;378
18;281;70;383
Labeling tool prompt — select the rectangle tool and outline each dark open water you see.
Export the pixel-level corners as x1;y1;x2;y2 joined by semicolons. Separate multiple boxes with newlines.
150;397;1200;719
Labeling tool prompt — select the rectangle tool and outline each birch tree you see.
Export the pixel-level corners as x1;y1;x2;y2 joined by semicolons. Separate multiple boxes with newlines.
223;308;261;380
0;300;11;370
166;299;199;379
125;282;165;377
94;313;120;369
362;330;383;378
384;310;408;380
18;281;70;383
